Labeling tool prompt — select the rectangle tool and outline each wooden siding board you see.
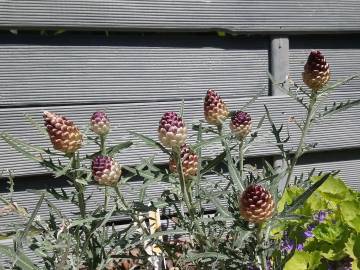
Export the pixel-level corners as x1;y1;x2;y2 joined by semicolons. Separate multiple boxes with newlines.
0;1;359;33
1;93;359;176
0;34;269;107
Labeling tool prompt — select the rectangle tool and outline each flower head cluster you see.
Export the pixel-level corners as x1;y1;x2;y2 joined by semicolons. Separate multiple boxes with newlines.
204;89;229;126
90;111;110;136
230;111;252;140
239;184;274;223
158;112;187;148
43;111;83;154
303;50;330;92
92;156;122;186
169;144;198;178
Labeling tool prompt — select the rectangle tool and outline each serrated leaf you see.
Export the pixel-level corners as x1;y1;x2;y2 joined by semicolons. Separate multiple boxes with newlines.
240;86;267;111
16;193;44;250
202;190;231;218
319;74;359;96
0;245;38;270
24;113;48;137
317;99;360;121
1;132;44;162
224;143;243;191
191;134;228;151
268;72;309;109
186;251;229;261
200;151;226;175
129;131;170;155
107;141;133;156
75;178;88;185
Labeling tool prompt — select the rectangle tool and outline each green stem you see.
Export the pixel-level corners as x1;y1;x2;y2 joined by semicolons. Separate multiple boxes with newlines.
175;148;207;248
195;122;203;211
71;153;86;218
100;135;109;211
284;93;317;190
217;124;226;147
256;224;266;270
239;140;244;181
100;135;106;155
114;186;150;235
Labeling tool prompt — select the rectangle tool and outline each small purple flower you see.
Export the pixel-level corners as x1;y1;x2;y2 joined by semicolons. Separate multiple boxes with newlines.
296;243;304;251
266;259;272;270
281;238;294;253
304;224;315;239
314;210;328;223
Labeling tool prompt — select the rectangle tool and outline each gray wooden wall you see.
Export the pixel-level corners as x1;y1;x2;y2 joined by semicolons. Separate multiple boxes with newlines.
0;0;360;263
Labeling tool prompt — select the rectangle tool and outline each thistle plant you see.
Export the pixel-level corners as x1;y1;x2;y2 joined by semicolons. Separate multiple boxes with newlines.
0;110;162;269
130;50;360;269
0;50;359;270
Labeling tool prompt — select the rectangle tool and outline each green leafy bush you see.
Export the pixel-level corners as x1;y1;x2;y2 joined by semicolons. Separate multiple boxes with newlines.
276;175;360;270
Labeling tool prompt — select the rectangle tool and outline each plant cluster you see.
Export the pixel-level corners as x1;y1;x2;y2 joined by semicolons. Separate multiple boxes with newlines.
0;51;359;270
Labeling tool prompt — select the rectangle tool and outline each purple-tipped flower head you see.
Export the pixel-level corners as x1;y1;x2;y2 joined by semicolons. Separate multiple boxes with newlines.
92;156;121;186
302;50;330;92
158;112;187;148
43;111;83;154
90;111;110;136
169;144;199;178
239;184;275;223
230;111;252;139
204;89;229;126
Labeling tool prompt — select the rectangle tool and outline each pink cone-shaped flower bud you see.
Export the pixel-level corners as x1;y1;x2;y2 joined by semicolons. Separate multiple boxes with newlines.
92;156;122;186
90;111;110;136
158;112;187;148
204;89;229;125
169;144;198;178
302;50;330;92
230;111;252;139
239;184;275;223
43;111;83;154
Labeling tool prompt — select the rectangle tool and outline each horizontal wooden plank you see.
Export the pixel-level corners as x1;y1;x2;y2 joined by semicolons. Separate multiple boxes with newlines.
0;33;268;107
0;1;359;33
1;93;359;176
